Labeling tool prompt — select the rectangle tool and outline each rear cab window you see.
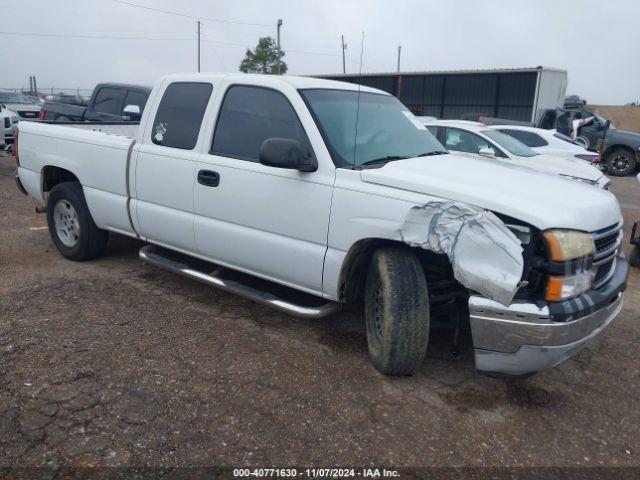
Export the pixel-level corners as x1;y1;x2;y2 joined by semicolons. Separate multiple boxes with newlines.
93;87;125;115
151;82;213;150
211;85;314;162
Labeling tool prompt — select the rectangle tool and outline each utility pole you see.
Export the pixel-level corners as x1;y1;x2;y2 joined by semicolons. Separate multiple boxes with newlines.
397;45;401;72
341;35;347;74
277;19;282;49
276;19;283;75
197;20;201;72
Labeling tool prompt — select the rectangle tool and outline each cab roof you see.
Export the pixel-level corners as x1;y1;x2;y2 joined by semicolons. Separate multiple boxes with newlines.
160;73;389;95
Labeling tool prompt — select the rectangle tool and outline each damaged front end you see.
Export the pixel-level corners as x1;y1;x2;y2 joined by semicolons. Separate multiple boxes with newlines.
400;201;526;306
399;200;627;377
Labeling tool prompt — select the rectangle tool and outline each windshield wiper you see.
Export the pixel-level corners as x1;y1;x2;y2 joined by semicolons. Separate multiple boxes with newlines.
416;150;448;157
360;155;410;167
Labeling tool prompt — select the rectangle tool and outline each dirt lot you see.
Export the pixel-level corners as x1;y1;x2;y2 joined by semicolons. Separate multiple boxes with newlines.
1;154;639;476
589;105;640;133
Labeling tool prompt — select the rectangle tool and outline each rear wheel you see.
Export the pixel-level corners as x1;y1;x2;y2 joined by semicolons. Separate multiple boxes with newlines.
364;248;430;375
606;148;637;176
46;182;108;261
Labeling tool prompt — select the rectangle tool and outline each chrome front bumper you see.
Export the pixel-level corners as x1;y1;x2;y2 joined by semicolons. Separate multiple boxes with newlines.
469;292;624;376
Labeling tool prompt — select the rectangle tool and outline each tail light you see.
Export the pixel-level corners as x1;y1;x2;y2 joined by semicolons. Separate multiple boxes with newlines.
575;153;600;164
14;128;19;166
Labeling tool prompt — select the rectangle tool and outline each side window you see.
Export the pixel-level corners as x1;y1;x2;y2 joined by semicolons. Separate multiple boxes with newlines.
152;82;213;150
93;87;124;115
444;128;490;154
500;129;548;147
123;90;148;113
211;85;313;162
426;126;439;138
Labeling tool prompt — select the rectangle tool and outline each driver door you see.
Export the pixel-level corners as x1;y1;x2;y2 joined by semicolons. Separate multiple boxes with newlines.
193;82;334;295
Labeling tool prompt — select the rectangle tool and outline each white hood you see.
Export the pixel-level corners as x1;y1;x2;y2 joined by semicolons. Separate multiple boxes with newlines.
360;154;622;232
514;153;604;183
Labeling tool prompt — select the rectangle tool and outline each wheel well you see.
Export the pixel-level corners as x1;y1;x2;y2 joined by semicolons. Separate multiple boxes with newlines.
338;239;403;303
42;166;80;194
338;238;464;306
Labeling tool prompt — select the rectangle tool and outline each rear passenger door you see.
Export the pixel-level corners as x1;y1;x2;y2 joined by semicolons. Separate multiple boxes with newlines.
132;81;214;253
193;83;334;295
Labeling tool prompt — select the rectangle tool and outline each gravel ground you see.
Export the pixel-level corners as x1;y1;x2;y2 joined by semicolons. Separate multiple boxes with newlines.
1;155;639;476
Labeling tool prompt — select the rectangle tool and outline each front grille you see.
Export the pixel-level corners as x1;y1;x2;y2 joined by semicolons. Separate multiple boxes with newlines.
17;110;38;119
595;231;618;254
3;117;9;128
591;223;622;289
594;258;615;285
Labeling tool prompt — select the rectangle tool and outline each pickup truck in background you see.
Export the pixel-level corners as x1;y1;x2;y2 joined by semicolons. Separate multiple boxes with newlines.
0;90;41;119
40;83;151;123
14;73;628;378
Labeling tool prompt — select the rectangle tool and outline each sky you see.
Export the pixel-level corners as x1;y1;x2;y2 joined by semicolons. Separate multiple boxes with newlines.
1;0;638;104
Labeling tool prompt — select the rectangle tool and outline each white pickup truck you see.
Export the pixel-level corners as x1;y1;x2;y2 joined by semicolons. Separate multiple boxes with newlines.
14;73;628;377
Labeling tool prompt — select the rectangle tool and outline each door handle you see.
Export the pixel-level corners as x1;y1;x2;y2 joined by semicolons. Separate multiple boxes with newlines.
197;170;220;187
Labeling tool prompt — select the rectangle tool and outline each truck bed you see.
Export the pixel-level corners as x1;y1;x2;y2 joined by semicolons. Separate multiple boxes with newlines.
38;120;139;138
17;121;137;236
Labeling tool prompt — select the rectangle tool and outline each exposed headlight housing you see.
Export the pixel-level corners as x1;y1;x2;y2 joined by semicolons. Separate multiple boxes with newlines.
543;229;596;301
543;230;595;261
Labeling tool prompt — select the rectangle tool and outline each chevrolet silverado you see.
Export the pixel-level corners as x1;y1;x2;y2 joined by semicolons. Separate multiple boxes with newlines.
14;73;628;377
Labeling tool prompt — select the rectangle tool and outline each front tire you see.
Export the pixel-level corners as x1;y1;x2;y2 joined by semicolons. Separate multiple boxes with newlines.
46;182;108;261
606;148;637;176
364;248;430;375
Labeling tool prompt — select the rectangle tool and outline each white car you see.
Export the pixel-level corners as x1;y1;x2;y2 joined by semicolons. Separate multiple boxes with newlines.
14;73;626;377
487;124;601;165
1;106;20;149
425;120;610;189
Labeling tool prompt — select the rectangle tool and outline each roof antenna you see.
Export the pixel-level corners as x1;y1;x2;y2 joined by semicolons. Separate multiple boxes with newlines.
351;31;365;169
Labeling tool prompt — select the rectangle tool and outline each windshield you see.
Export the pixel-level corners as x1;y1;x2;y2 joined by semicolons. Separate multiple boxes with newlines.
481;129;538;158
301;89;446;167
0;92;32;104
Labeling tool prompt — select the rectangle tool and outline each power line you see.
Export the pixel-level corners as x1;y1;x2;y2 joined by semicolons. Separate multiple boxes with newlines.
0;30;195;41
110;0;273;27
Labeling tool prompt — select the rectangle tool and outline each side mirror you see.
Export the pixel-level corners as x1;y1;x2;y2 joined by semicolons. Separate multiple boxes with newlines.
604;119;611;131
478;147;496;159
122;104;141;120
259;138;317;172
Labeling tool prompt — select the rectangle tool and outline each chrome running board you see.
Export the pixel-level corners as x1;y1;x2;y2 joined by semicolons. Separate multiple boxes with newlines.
139;245;340;319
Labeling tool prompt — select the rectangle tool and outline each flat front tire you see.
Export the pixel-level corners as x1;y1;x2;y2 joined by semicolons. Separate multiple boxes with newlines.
46;182;108;261
364;248;430;375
